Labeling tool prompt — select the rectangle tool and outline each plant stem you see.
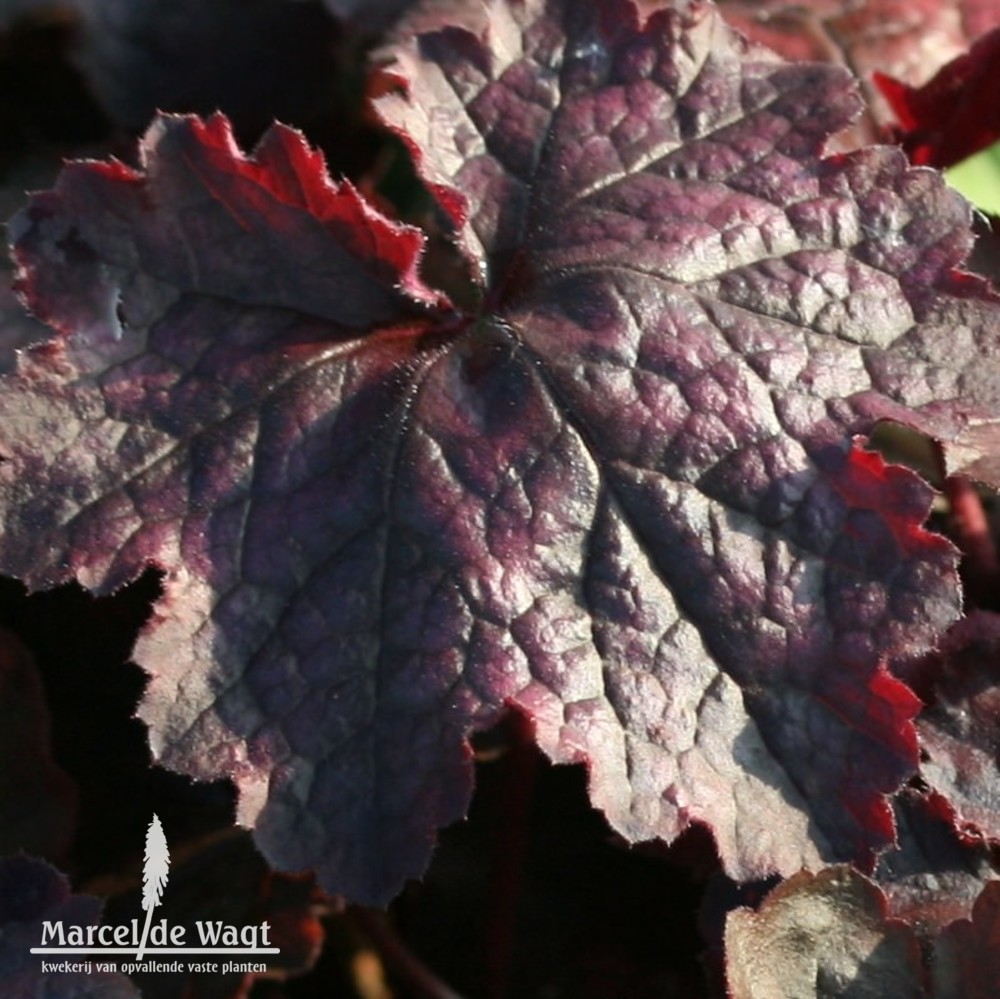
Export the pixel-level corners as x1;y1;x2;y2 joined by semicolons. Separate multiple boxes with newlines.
349;907;465;999
946;474;1000;605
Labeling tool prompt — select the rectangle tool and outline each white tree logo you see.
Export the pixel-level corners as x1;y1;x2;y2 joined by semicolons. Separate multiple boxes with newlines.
137;814;170;960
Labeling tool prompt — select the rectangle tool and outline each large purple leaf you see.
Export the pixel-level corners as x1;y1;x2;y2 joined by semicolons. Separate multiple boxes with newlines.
7;0;1000;904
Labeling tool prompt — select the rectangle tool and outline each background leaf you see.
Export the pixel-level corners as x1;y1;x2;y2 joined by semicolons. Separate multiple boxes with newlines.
724;866;925;999
0;854;140;999
934;879;1000;999
718;0;1000;145
914;611;1000;843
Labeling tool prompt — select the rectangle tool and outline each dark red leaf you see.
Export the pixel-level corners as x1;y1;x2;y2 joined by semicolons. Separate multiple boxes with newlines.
916;611;1000;843
874;27;1000;168
9;0;1000;904
874;788;999;932
719;0;1000;145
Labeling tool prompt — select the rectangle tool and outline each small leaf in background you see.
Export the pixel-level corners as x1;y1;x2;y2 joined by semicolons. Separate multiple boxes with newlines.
0;853;140;998
874;788;998;933
913;611;1000;843
934;879;1000;999
875;26;1000;169
726;864;1000;998
724;867;925;999
719;0;1000;145
101;832;327;999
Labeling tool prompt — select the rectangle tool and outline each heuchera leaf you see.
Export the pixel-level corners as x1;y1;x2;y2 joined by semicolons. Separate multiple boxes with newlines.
725;864;1000;997
934;879;1000;999
724;866;925;998
0;262;49;373
915;611;1000;842
874;26;1000;169
719;0;1000;140
103;833;325;999
874;788;998;932
9;0;1000;904
0;854;140;999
